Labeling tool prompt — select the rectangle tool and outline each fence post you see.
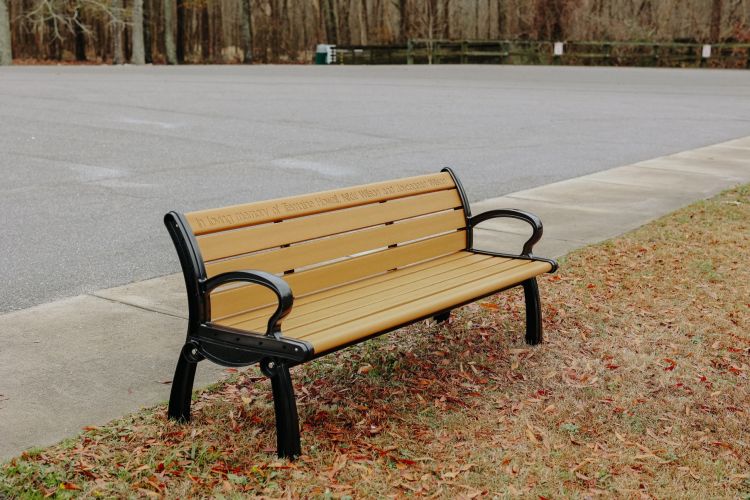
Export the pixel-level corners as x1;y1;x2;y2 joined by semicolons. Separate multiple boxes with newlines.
407;39;414;65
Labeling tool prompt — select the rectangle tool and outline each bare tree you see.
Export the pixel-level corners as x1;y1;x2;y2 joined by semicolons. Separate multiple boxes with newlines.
240;0;253;63
176;0;185;62
399;0;408;41
111;0;123;63
322;0;338;43
73;2;86;60
131;0;145;63
0;0;11;65
164;0;177;63
710;0;722;41
3;0;749;65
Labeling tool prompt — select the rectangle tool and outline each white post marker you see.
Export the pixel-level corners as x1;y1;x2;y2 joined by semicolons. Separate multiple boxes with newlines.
554;42;564;56
702;44;712;58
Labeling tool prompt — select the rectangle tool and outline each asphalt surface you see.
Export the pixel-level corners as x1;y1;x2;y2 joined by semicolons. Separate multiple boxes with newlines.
1;65;750;312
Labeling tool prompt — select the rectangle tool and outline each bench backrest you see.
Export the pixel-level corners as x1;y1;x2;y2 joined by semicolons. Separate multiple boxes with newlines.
169;170;471;323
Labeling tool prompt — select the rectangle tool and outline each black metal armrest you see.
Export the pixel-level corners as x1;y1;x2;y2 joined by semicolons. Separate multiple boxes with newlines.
468;209;543;256
201;270;293;337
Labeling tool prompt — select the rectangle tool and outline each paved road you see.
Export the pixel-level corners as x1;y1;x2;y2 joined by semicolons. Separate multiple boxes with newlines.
1;65;750;312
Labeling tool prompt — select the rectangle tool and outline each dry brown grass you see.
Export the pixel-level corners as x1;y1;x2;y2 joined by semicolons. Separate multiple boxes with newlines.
2;185;749;498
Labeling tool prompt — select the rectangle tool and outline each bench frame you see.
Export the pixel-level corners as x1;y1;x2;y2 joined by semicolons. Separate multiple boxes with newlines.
165;168;557;459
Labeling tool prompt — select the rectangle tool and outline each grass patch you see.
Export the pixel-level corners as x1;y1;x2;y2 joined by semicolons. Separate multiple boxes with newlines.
2;185;749;498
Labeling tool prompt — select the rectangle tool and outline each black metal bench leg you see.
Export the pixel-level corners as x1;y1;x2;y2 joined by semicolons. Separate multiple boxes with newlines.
168;342;201;422
261;359;301;460
433;311;451;323
522;278;543;345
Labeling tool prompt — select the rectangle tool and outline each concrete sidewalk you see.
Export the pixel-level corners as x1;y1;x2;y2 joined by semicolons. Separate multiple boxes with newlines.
1;137;749;461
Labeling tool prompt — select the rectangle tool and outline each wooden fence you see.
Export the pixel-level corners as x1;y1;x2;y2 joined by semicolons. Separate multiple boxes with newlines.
334;40;750;68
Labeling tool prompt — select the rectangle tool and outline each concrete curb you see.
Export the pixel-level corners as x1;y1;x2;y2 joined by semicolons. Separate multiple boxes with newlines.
1;137;749;460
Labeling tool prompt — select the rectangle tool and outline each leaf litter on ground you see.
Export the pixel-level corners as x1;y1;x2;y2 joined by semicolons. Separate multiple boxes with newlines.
1;185;749;498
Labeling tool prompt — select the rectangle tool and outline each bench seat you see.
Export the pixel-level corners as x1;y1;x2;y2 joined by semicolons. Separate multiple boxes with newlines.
215;252;552;355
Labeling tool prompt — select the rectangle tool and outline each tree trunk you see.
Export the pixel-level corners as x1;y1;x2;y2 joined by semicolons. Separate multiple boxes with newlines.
176;0;185;62
474;0;479;38
445;0;451;39
359;0;368;44
143;0;153;63
710;0;722;42
338;0;350;44
131;0;145;64
201;3;209;61
74;6;86;61
497;0;505;37
164;0;177;64
240;0;253;63
0;0;13;65
399;0;408;42
112;0;124;64
322;0;338;44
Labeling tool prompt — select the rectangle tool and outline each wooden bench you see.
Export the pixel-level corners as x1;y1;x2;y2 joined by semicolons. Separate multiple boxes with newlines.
164;168;557;459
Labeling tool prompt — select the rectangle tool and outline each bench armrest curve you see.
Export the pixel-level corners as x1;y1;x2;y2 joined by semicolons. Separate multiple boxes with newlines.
202;270;293;337
468;209;543;256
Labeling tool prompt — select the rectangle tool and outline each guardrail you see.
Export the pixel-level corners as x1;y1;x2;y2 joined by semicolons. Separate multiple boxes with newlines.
334;39;750;68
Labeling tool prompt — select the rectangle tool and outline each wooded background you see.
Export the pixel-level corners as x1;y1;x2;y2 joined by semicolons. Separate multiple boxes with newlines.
0;0;748;65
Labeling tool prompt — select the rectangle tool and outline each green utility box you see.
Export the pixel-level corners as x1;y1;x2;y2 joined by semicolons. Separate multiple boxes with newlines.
315;44;336;64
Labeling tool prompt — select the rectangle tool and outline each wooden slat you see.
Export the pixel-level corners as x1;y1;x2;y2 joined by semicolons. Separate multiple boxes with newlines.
228;254;508;333
205;209;465;278
221;252;492;328
281;258;530;336
197;189;462;262
302;260;552;353
210;231;467;319
187;172;456;235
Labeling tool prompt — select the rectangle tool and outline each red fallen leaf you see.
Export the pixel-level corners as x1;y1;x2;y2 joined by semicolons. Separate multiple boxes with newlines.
587;283;596;289
225;368;238;373
663;358;677;371
76;466;97;480
81;426;98;431
60;482;81;490
155;462;165;473
480;302;499;311
396;458;417;465
605;364;619;370
549;275;562;281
